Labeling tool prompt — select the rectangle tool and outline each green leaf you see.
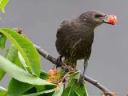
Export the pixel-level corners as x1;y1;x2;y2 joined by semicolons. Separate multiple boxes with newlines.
40;71;49;80
62;72;79;96
52;82;64;96
62;79;76;96
0;28;41;76
0;86;7;96
0;0;9;13
0;54;54;86
62;72;88;96
5;45;18;61
0;68;5;80
8;78;33;96
23;89;55;96
35;71;49;92
73;80;88;96
36;84;55;94
0;44;19;80
18;51;28;69
0;86;6;91
6;44;23;68
0;34;6;48
24;87;37;95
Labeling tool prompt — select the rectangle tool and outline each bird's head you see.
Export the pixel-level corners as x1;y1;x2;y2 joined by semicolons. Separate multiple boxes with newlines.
79;11;117;27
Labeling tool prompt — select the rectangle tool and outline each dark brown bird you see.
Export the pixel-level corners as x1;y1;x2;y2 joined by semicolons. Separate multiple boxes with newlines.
55;11;117;73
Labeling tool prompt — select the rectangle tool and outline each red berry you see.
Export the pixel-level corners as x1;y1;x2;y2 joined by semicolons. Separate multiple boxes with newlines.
107;15;118;25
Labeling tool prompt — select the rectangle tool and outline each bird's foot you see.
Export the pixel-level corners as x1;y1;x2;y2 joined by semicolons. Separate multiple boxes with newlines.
78;64;86;82
78;60;88;82
56;55;63;68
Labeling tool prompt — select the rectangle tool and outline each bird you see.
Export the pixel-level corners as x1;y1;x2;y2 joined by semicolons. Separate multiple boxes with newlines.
55;11;117;74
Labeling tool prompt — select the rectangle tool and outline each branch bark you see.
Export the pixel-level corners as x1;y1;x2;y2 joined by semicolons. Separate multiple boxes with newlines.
35;44;115;96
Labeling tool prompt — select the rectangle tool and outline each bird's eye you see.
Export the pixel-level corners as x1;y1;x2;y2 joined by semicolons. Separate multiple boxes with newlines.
95;14;103;18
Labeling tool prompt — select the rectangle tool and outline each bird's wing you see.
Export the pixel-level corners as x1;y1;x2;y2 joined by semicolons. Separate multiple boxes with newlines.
70;38;82;57
56;20;81;57
56;19;81;38
56;20;71;38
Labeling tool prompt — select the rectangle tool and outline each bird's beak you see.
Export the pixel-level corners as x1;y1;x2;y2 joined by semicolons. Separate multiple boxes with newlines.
102;15;118;25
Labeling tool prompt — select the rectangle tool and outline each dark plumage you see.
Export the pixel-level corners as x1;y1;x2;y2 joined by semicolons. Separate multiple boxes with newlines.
55;11;116;69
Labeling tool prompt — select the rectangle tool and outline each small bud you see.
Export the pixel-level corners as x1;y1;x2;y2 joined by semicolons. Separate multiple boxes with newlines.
47;68;61;83
48;68;57;76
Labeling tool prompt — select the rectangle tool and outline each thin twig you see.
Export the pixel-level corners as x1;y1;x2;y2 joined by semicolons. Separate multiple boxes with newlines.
35;44;74;72
84;75;115;96
35;44;115;96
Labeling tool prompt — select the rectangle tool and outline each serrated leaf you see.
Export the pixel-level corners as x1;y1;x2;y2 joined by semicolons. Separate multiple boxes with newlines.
0;54;54;86
8;78;33;96
0;0;9;13
0;28;41;76
52;82;64;96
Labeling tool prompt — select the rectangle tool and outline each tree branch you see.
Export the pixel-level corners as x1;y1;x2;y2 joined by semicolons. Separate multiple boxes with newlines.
35;44;115;96
16;29;115;96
